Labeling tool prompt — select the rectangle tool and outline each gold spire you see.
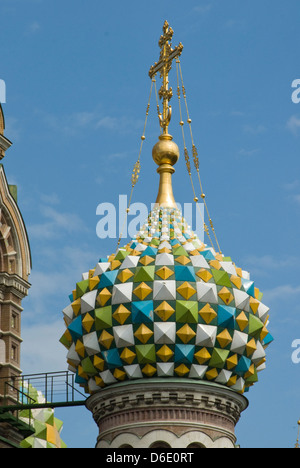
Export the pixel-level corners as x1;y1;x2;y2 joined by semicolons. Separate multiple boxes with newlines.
149;21;183;208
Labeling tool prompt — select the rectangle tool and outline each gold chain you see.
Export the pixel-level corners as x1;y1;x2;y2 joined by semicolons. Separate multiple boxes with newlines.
116;78;155;249
176;58;222;254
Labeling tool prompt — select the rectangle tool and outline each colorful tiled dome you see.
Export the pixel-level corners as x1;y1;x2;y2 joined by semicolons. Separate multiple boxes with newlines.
60;205;273;395
19;383;66;449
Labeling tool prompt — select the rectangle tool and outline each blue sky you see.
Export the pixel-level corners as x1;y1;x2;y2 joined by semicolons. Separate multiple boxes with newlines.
1;0;300;448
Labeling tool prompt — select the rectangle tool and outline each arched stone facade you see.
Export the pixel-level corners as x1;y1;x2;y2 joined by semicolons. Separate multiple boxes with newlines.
0;106;12;161
0;167;31;281
0;108;31;410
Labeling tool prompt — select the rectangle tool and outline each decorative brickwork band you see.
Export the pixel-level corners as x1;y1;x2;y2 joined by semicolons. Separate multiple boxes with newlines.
86;379;248;448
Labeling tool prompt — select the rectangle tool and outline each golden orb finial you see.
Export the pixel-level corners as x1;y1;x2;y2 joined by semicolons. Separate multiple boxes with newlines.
152;133;179;167
152;133;179;208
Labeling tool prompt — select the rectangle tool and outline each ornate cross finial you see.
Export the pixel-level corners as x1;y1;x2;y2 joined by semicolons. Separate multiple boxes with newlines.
149;21;183;135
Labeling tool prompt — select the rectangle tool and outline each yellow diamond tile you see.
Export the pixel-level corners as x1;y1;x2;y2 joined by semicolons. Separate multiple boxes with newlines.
227;375;237;387
97;288;112;307
89;276;100;291
230;275;242;289
156;345;174;362
75;339;85;357
209;259;221;270
133;282;152;300
195;268;213;282
158;247;172;253
195;347;211;364
260;325;269;341
176;281;196;300
142;364;156;377
110;259;121;270
71;298;81;316
175;255;191;265
199;303;217;324
154;301;175;321
244;364;255;379
216;329;232;348
134;323;153;344
226;354;238;370
113;368;126;380
139;255;155;266
99;330;114;349
246;338;257;357
93;355;105;371
215;253;223;261
82;312;94;333
94;376;105;388
249;296;260;314
176;324;196;344
175;363;190;377
206;368;218;380
254;287;260;300
130;249;141;256
120;347;136;365
113;304;131;324
235;267;243;277
155;266;174;280
77;366;88;380
218;287;234;305
236;311;248;331
117;268;134;283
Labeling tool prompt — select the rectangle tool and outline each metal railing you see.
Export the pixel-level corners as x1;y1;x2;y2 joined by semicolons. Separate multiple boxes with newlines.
0;371;86;413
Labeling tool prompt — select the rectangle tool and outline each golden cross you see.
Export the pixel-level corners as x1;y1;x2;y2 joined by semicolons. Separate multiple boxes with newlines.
149;21;183;135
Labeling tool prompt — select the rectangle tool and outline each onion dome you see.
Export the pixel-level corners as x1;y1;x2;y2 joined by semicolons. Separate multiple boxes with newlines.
19;383;66;448
60;205;272;396
60;21;273;397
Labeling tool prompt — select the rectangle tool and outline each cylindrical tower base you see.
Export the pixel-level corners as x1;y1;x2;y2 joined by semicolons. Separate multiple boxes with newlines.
86;378;248;448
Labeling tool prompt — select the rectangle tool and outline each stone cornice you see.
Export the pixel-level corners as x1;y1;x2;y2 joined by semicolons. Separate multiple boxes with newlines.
86;379;248;427
0;361;22;374
0;271;30;299
0;330;23;342
0;134;12;154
